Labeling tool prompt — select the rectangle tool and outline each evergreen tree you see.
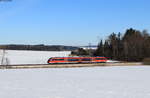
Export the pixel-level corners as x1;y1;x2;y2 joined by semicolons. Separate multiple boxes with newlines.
94;28;150;61
94;40;104;56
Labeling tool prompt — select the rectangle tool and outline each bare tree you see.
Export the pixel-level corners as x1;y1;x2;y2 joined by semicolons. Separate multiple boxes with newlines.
1;49;9;65
1;49;5;65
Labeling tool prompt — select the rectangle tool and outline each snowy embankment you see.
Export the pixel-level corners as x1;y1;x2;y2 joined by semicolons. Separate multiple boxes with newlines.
0;66;150;98
0;50;71;65
107;60;120;63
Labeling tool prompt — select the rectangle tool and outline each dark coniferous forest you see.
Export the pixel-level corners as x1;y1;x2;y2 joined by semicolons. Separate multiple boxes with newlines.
94;28;150;61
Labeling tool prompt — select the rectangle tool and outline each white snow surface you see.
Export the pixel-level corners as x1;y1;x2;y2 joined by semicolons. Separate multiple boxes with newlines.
107;60;120;63
0;66;150;98
0;50;71;65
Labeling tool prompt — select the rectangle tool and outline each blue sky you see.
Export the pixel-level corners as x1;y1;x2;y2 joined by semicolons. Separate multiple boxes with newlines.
0;0;149;46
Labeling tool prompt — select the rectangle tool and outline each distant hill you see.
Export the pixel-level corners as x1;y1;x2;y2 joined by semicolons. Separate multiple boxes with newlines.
78;45;97;50
0;44;79;51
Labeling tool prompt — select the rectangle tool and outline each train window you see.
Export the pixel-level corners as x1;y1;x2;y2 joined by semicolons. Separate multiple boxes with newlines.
68;59;79;61
81;58;91;61
52;59;64;61
95;58;106;60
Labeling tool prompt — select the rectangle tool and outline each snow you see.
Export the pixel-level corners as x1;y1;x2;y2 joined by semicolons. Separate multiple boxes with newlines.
107;60;120;63
0;66;150;98
0;50;71;65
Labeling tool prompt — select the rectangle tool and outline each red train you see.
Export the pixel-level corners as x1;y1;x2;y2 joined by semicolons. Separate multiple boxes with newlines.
47;57;107;64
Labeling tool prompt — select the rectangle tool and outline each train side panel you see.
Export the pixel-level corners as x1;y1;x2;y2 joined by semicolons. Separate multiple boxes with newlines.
47;57;107;64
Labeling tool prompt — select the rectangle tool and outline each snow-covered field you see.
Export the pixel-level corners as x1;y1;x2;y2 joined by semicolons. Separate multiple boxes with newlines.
0;66;150;98
0;49;117;65
0;50;71;65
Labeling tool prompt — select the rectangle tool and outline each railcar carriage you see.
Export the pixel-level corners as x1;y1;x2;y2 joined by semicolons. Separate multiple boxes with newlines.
47;57;107;64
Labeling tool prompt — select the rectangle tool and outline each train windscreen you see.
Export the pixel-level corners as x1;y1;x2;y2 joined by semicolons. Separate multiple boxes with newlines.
52;59;64;61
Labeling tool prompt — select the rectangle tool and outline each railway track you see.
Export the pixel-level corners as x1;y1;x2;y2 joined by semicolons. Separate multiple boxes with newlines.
0;62;142;69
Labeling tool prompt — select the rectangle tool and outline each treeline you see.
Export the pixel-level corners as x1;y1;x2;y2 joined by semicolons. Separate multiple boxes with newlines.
94;28;150;61
0;44;78;51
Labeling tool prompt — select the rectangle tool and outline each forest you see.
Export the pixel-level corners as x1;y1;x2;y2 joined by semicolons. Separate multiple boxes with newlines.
0;44;78;51
72;28;150;62
94;28;150;61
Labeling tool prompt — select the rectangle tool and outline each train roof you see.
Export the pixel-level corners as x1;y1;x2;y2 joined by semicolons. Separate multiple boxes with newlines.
50;56;106;58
